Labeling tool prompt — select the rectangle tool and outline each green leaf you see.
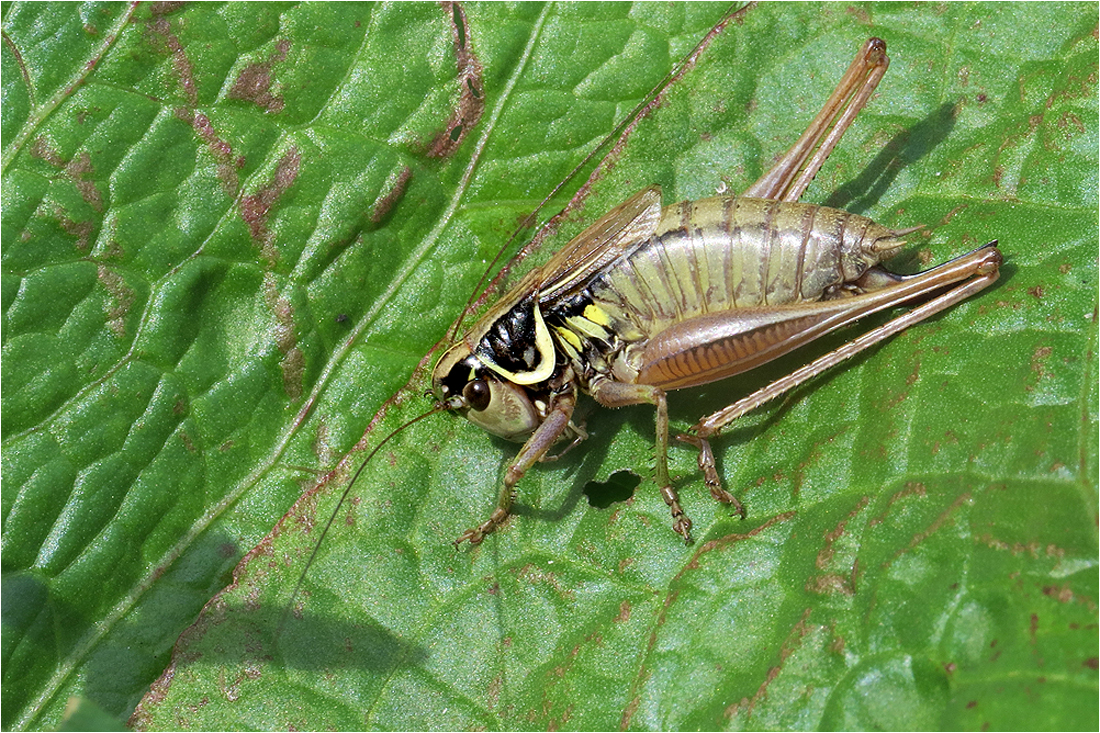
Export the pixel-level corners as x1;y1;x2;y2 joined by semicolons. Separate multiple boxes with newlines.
2;2;1096;731
58;696;127;732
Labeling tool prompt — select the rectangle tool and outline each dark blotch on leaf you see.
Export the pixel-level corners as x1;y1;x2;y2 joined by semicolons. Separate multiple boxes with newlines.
452;1;466;49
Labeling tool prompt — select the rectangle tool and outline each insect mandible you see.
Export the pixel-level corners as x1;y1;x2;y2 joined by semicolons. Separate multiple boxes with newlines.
430;37;1003;546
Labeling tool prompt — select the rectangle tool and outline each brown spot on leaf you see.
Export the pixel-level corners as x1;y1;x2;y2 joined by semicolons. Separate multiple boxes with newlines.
869;481;927;527
345;496;361;528
883;358;921;409
1057;110;1087;135
1028;344;1053;388
239;148;302;265
147;15;198;105
895;490;971;558
370;166;412;226
815;496;870;570
175;108;242;196
30;137;66;167
312;420;333;467
805;574;855;596
1042;584;1074;603
425;2;484;158
229;39;290;113
281;349;305;401
66;152;104;212
936;204;967;229
845;5;872;24
148;1;186;15
4;26;35;107
265;274;304;401
97;263;134;336
619;695;641;731
732;608;814;719
687;510;798;568
992;164;1004;188
31;141;105;212
486;674;502;711
515;563;575;600
56;208;96;251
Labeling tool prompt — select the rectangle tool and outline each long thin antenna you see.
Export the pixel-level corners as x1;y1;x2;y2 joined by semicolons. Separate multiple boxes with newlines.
280;2;754;640
276;403;449;639
449;3;752;340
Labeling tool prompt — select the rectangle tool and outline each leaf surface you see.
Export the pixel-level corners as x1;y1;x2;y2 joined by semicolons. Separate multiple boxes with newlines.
2;3;1096;730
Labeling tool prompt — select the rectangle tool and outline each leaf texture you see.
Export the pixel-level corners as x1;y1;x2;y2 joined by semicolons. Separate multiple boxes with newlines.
2;3;1096;730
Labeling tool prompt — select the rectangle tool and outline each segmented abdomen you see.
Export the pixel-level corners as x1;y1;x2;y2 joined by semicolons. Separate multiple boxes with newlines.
587;196;903;340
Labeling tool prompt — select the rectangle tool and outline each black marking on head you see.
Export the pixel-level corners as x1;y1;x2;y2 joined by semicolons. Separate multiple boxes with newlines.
440;354;483;402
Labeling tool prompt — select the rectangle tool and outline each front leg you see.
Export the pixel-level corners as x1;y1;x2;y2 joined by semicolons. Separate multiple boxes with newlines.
588;378;693;544
455;390;577;547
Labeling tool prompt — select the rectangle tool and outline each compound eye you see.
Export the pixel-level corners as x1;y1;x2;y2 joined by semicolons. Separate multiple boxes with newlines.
463;379;491;411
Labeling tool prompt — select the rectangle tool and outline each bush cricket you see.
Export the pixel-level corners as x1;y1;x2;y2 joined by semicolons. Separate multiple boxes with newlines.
430;36;1002;546
289;34;1003;591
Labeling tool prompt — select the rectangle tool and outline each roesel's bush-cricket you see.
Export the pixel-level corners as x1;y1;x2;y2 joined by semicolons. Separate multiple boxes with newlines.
313;36;1002;564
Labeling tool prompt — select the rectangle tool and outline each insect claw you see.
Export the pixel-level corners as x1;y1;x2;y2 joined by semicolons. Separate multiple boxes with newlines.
540;430;586;462
675;517;694;545
729;496;748;521
660;485;694;543
453;529;481;548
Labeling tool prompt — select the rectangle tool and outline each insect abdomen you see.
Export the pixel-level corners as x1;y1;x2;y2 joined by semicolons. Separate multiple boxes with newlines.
589;197;903;338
